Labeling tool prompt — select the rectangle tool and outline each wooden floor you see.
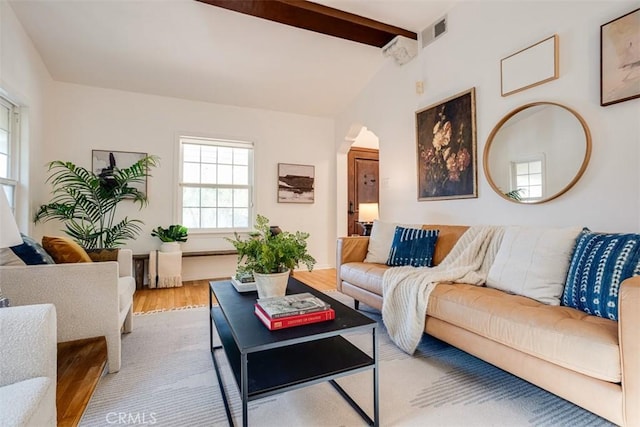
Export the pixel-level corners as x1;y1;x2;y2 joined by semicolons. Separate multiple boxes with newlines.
133;268;337;313
57;337;107;427
56;269;338;426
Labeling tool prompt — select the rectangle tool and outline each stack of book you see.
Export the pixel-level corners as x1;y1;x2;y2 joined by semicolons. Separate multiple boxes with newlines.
254;292;335;330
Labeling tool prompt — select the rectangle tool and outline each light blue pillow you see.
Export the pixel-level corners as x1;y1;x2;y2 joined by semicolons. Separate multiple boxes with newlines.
386;227;438;268
562;228;640;321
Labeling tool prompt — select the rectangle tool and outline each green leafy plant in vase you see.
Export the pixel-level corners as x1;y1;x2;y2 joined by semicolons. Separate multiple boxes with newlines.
226;214;316;298
151;224;188;252
34;155;159;249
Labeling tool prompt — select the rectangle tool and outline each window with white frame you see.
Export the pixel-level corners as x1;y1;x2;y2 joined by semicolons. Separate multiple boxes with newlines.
0;97;19;212
178;136;253;231
510;157;544;201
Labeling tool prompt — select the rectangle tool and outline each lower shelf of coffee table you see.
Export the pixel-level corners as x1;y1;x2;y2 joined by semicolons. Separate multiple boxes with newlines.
212;307;374;399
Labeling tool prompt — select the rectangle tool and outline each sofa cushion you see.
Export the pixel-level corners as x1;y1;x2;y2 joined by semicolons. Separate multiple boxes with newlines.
428;283;620;382
0;377;53;426
1;234;56;266
421;225;469;265
340;262;388;296
562;228;640;321
364;220;421;264
118;276;136;313
9;234;55;266
42;236;92;263
386;227;438;267
486;226;580;305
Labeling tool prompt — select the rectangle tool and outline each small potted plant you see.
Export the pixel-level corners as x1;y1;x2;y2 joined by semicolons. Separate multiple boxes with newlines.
226;215;316;298
151;224;188;252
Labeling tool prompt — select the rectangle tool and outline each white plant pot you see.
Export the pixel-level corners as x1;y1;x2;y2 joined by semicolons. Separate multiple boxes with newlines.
160;242;181;253
254;271;290;299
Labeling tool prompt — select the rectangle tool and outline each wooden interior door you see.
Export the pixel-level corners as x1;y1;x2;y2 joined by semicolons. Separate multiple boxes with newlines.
347;148;379;236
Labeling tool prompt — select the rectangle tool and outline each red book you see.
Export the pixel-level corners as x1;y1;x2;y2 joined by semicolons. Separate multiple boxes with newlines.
254;304;335;330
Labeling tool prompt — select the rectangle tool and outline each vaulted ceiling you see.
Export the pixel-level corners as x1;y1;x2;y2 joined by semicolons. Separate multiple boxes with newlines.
9;0;452;117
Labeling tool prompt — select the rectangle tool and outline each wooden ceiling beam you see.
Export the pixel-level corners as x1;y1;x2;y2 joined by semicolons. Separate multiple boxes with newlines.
196;0;417;48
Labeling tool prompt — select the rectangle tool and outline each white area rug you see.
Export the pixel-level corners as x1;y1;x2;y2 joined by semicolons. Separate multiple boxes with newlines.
81;292;613;426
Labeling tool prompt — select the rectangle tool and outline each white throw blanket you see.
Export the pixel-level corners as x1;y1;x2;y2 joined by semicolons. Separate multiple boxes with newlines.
381;226;505;354
148;251;183;288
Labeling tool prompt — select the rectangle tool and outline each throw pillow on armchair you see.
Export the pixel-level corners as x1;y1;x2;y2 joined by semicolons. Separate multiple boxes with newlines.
41;236;92;263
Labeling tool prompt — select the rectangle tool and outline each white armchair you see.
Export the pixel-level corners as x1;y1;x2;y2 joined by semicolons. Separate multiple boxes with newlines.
0;303;57;427
0;249;135;373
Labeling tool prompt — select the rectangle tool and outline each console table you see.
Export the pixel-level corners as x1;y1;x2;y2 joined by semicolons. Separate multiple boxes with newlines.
133;250;237;289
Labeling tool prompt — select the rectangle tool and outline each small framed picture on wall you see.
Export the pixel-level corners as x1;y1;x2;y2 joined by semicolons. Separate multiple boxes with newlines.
92;150;148;195
277;163;315;203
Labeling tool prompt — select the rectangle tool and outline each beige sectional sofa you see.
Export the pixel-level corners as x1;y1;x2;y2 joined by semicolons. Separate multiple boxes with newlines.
336;225;639;426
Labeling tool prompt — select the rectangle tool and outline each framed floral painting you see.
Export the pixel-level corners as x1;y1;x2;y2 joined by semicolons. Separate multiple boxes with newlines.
416;88;477;201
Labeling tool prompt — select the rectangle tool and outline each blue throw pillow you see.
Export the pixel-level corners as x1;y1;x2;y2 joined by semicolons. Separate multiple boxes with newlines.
386;227;439;268
562;228;640;321
10;234;55;265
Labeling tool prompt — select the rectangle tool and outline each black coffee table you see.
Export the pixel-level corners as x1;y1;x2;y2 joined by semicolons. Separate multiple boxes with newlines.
209;277;379;426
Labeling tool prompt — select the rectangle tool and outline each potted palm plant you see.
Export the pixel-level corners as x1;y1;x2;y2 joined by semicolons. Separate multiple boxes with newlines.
34;156;159;249
151;224;188;252
226;214;316;298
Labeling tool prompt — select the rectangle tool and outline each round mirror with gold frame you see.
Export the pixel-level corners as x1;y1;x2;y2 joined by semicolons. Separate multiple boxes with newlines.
483;102;592;204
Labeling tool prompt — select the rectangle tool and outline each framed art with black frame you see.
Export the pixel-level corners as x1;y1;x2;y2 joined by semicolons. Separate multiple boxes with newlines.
601;8;640;106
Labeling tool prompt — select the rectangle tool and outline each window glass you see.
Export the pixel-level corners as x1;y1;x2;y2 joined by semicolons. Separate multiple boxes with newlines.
511;158;545;201
179;138;253;231
218;188;233;207
529;161;542;174
0;98;18;212
201;163;216;184
201;188;217;207
233;165;248;185
0;130;8;155
0;154;7;179
218;165;233;185
183;144;200;162
183;163;200;183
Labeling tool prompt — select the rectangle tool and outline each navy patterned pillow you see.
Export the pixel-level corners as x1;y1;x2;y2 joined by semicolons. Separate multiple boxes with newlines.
562;228;640;321
10;234;55;265
386;227;439;268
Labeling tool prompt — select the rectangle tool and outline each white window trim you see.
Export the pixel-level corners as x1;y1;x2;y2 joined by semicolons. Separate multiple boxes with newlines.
0;96;19;212
176;135;255;234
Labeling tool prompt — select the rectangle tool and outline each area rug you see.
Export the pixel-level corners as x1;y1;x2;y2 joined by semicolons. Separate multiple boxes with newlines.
80;292;613;426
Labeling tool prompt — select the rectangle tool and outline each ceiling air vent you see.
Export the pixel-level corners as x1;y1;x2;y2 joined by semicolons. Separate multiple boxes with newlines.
421;15;447;49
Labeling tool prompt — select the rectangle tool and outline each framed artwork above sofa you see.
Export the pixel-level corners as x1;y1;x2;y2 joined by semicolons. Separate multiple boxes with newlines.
600;7;640;106
416;88;477;201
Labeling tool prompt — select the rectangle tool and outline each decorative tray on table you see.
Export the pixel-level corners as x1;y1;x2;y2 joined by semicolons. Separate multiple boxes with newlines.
231;275;256;293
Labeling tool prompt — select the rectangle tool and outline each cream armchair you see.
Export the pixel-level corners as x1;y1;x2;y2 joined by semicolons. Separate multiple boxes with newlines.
0;303;57;426
0;249;135;373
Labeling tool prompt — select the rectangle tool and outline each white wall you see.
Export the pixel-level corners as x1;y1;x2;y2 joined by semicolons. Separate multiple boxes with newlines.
352;127;380;149
336;1;640;236
0;0;52;231
38;82;336;280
